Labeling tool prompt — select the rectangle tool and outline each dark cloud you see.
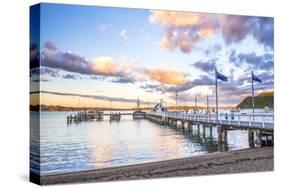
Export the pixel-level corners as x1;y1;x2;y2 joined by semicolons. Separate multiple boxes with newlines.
40;42;140;84
111;77;134;84
214;44;222;52
220;16;273;49
31;90;153;104
30;43;40;69
44;41;58;51
62;74;82;80
140;84;168;94
40;41;190;86
220;15;253;44
150;11;273;52
193;59;217;74
31;79;50;83
41;42;93;75
30;67;59;78
141;75;214;94
228;50;273;71
252;17;274;49
214;71;273;103
141;70;273;106
204;44;222;55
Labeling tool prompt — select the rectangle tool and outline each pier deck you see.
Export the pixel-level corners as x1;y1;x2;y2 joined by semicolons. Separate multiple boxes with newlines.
67;111;146;124
145;111;274;146
146;111;273;131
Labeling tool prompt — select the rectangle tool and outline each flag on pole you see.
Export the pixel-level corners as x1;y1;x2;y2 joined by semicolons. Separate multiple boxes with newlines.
252;73;262;83
216;70;228;82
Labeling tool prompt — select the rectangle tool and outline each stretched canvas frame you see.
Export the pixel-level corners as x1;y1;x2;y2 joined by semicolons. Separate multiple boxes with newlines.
30;3;274;185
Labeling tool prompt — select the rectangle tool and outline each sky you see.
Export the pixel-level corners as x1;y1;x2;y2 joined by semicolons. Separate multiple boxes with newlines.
30;3;274;109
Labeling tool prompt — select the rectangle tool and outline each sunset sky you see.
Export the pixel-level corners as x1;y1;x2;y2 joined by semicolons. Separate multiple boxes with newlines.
30;3;274;109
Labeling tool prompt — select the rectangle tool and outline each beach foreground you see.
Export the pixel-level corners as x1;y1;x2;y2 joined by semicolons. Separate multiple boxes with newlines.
31;147;273;185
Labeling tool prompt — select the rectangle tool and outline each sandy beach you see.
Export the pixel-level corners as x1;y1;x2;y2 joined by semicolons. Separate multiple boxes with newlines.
30;147;273;185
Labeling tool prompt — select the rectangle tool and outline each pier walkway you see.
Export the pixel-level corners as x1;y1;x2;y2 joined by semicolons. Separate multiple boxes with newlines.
67;111;146;124
145;111;274;147
145;111;274;131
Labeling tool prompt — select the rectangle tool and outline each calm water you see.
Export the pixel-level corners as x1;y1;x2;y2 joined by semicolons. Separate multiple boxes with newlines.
30;111;253;175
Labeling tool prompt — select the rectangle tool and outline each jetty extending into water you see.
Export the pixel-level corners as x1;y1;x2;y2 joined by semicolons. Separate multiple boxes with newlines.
67;110;146;124
67;109;273;147
145;111;274;147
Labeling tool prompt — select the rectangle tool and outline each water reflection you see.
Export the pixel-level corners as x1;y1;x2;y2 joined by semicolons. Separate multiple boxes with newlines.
31;112;251;175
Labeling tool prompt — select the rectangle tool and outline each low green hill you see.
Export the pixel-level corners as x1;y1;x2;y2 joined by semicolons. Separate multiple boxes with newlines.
237;91;274;109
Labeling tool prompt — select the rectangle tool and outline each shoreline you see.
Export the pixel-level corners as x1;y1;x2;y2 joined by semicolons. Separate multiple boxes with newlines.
30;147;273;185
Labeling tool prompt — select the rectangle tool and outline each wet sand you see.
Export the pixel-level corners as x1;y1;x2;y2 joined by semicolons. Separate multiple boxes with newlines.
31;147;273;185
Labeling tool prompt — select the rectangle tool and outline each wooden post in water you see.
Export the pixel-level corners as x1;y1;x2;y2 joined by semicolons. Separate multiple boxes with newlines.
181;121;185;129
203;125;206;139
188;122;193;133
248;129;255;148
256;130;262;147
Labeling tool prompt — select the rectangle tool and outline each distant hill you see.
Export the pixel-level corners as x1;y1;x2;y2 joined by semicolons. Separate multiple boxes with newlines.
237;91;274;109
258;91;274;97
30;104;153;112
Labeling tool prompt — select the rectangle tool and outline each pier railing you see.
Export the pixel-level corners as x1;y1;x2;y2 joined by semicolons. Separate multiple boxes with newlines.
146;111;274;131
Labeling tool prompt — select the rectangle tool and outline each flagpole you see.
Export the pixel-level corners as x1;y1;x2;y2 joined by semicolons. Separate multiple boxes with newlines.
207;95;209;113
251;71;255;114
215;67;218;124
175;89;178;109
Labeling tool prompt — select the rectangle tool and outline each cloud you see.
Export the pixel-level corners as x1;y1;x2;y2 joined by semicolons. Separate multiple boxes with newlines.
174;71;273;106
98;24;112;32
120;29;128;39
31;79;50;83
149;11;202;28
111;77;134;84
149;11;218;53
90;56;123;77
159;30;196;53
228;50;273;71
210;71;273;104
149;11;273;52
41;42;140;83
32;90;153;104
42;42;93;75
204;44;222;55
62;74;82;80
198;28;214;38
252;17;274;49
41;42;191;86
219;15;253;44
141;75;213;94
30;67;59;78
193;58;217;74
30;43;40;69
144;68;188;85
139;54;273;106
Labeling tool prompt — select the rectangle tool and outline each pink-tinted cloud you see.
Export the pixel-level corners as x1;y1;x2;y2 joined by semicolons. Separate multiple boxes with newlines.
144;68;188;85
149;10;273;52
40;42;189;85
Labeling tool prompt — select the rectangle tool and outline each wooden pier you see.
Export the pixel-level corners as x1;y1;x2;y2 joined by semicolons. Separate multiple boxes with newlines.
145;111;274;147
67;110;146;124
110;113;121;122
